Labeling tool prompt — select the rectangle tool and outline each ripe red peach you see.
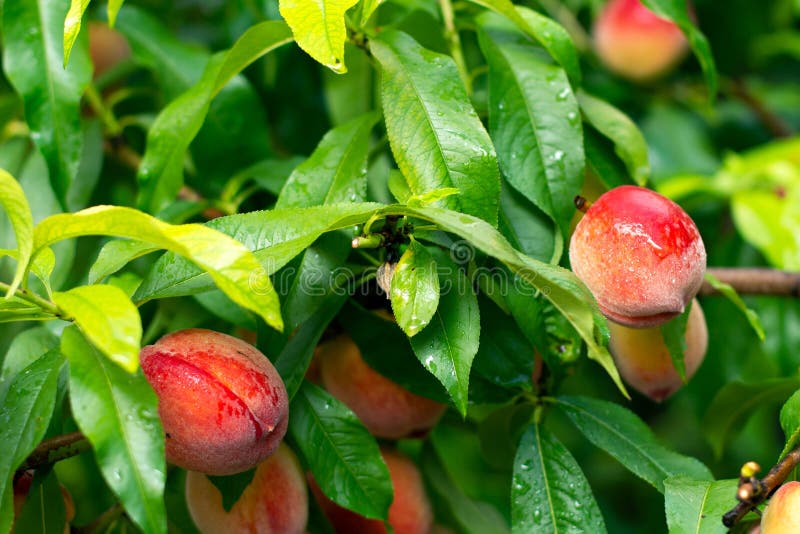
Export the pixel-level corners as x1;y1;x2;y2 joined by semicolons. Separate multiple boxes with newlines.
608;299;708;401
761;481;800;534
569;185;706;328
317;334;446;439
88;22;131;80
593;0;689;81
140;328;289;475
311;448;433;534
185;443;308;534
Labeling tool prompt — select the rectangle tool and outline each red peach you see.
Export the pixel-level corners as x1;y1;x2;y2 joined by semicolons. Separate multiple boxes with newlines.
140;328;288;475
185;444;308;534
762;481;800;534
311;448;433;534
608;299;707;401
569;185;706;328
317;334;446;439
593;0;689;81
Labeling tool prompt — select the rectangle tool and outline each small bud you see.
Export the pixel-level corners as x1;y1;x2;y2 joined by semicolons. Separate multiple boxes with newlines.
741;461;761;478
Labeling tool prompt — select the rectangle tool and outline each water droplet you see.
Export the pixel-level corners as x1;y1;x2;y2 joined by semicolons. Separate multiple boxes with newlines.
556;87;571;101
552;150;565;162
112;469;123;481
498;101;505;110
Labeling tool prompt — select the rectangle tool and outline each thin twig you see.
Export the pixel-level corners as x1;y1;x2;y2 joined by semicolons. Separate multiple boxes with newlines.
700;268;800;298
439;0;472;93
17;432;89;472
727;78;793;138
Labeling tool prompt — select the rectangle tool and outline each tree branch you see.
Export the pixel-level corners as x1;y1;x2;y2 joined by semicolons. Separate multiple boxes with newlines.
17;432;89;473
723;447;800;527
700;268;800;297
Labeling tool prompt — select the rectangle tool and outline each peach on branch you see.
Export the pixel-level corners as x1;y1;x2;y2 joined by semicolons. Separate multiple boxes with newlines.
140;328;289;475
761;481;800;534
608;299;708;401
185;443;308;534
317;334;446;439
593;0;689;81
569;185;706;328
311;448;433;534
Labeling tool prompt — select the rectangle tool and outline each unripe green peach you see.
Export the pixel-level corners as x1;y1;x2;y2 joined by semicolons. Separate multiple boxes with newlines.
608;299;707;401
317;334;446;439
311;448;433;534
88;22;131;79
761;481;800;534
569;185;706;328
140;328;289;475
593;0;689;81
185;444;308;534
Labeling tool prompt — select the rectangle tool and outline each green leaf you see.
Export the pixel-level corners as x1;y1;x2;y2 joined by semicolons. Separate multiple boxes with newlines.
391;239;440;337
704;378;800;458
88;239;160;284
0;326;58;399
13;467;67;534
408;187;461;207
63;0;90;66
207;469;257;513
779;388;800;457
137;21;293;213
470;2;581;84
63;326;166;534
133;203;381;302
557;395;712;493
512;424;606;534
276;113;378;208
0;169;34;295
660;303;691;382
499;185;560;264
107;0;124;25
478;13;583;237
577;90;650;186
731;191;800;270
288;381;392;520
0;349;64;534
704;272;765;341
664;477;739;534
33;205;284;331
371;30;501;225
279;0;359;73
52;284;142;372
2;0;92;207
409;253;478;415
584;127;633;190
640;0;718;100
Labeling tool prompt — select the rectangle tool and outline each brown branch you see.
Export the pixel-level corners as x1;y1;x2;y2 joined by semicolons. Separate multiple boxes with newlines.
700;268;800;297
17;432;90;472
728;78;793;139
723;447;800;527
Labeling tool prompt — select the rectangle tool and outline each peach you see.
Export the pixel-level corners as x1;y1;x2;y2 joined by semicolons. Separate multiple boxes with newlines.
140;328;289;475
593;0;689;81
88;22;131;80
608;299;707;401
762;481;800;534
185;443;308;534
569;185;706;328
317;334;446;439
311;448;433;534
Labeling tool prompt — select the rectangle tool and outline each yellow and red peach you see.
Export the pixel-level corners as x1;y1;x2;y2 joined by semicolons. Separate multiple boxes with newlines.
88;22;131;80
593;0;689;81
761;481;800;534
317;334;446;439
185;443;308;534
569;185;706;328
140;328;288;475
608;299;707;401
311;448;433;534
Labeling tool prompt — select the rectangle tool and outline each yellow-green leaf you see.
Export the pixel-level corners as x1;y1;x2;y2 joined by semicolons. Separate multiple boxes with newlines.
53;285;141;372
279;0;359;73
0;169;34;296
63;0;91;67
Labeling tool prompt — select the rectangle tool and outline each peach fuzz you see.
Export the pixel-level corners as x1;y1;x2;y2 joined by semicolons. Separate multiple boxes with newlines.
761;481;800;534
608;299;707;401
88;22;131;80
185;444;308;534
569;185;706;328
311;448;433;534
593;0;689;81
317;334;446;439
140;328;288;475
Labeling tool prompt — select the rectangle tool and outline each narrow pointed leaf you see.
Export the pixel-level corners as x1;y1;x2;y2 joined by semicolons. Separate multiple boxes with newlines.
33;205;283;331
780;389;800;457
704;272;765;341
88;240;160;284
53;284;142;372
371;30;501;225
63;0;91;66
279;0;359;73
391;240;440;337
664;477;738;534
0;169;35;295
63;326;166;534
